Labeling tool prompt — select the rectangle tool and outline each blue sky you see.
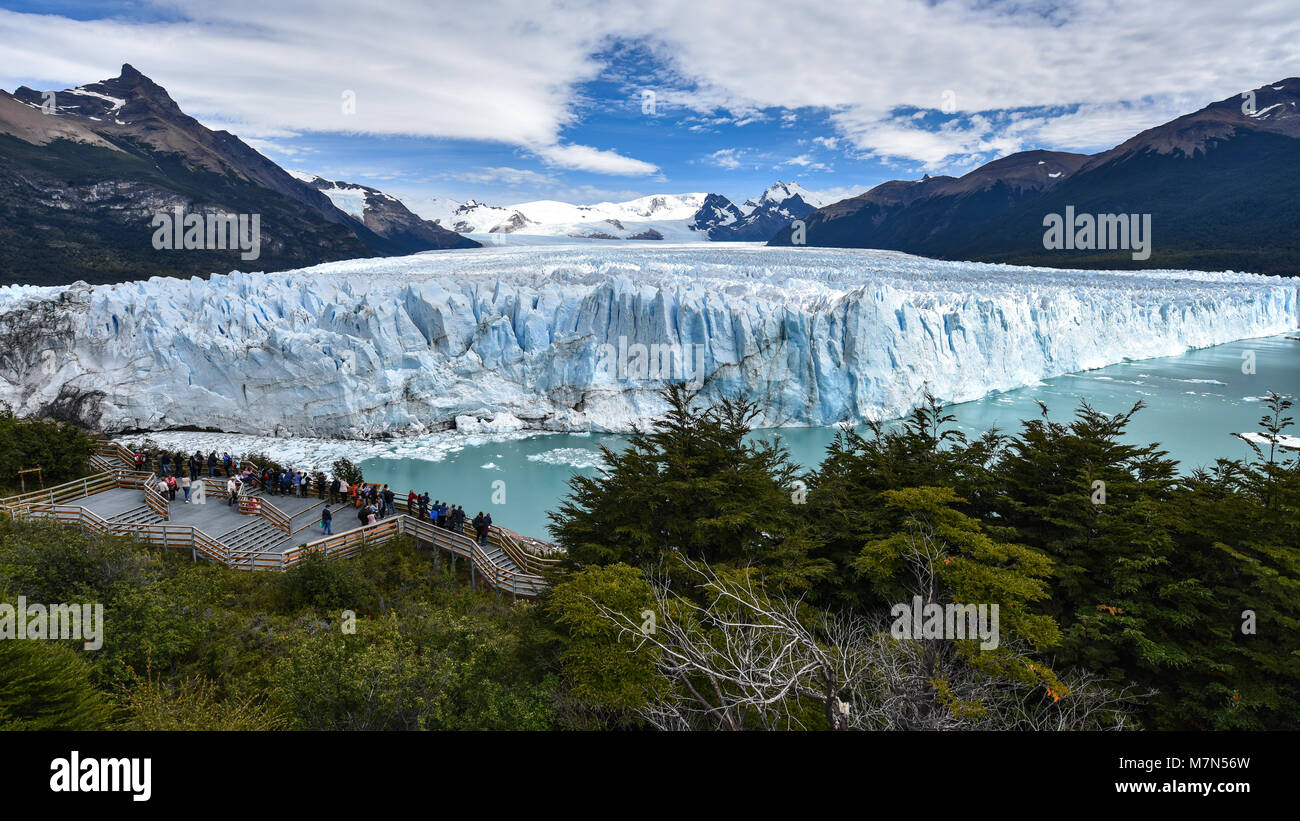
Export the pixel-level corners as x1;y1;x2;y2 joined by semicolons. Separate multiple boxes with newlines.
3;0;1298;209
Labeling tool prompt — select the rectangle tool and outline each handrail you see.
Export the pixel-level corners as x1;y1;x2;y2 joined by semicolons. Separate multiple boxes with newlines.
95;440;138;470
492;526;562;576
0;470;119;513
19;502;232;565
102;439;266;484
287;499;327;536
11;453;556;595
238;493;291;534
97;441;566;559
290;514;549;596
142;476;170;521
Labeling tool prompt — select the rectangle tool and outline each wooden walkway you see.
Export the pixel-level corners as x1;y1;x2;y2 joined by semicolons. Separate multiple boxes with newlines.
0;442;560;598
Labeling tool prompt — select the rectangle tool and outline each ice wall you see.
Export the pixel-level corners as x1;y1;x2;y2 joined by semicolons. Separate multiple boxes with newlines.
1;244;1295;437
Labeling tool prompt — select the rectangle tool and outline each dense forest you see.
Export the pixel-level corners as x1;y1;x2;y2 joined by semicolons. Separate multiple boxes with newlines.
1;388;1297;730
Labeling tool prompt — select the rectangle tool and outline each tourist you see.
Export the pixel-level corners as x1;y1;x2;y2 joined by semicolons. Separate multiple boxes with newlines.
165;474;178;501
432;500;443;527
417;493;429;520
472;512;485;545
160;452;171;476
222;452;232;476
454;505;465;534
482;512;493;545
226;477;238;505
406;489;416;515
329;477;340;503
181;474;192;503
134;448;145;470
207;451;217;476
321;506;333;535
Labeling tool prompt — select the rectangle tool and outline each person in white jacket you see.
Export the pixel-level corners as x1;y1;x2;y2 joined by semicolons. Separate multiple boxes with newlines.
226;477;238;507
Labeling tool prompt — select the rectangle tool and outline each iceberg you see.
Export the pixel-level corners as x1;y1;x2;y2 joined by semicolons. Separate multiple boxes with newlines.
1;243;1296;437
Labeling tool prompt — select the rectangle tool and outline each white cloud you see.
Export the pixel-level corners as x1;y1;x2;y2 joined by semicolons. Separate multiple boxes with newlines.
1;0;1297;178
801;183;871;205
531;143;658;176
778;154;828;171
448;166;558;187
706;148;744;170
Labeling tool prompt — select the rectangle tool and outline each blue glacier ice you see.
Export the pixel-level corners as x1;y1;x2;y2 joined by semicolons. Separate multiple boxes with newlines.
0;243;1296;437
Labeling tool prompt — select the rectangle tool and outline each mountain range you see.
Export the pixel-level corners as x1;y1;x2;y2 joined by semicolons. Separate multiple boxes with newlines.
0;64;476;286
398;180;830;242
769;79;1300;275
3;65;1296;285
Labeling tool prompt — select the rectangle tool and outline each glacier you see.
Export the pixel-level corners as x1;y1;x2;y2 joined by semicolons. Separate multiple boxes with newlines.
1;243;1296;438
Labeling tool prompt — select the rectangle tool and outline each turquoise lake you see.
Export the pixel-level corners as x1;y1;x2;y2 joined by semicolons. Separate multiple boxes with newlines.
361;334;1300;540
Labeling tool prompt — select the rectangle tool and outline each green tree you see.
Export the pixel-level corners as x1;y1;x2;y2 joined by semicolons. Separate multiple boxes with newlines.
0;405;96;492
0;637;114;730
549;385;831;593
331;457;364;486
547;563;664;721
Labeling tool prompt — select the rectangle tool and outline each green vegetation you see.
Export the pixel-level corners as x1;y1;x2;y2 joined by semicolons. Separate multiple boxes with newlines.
0;406;96;495
330;458;365;486
0;522;560;730
546;386;1300;730
1;386;1296;730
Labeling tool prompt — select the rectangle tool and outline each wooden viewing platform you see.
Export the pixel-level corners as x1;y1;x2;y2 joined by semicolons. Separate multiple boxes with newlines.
0;441;561;598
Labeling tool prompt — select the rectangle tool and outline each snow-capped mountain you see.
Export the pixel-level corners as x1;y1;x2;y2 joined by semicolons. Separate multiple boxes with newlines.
406;192;711;241
742;181;832;212
689;193;746;231
702;181;827;241
4;245;1294;438
399;185;843;243
290;173;477;253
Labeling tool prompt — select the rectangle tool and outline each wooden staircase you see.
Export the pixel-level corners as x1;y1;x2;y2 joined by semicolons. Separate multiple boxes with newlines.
0;438;566;597
218;517;285;553
110;504;164;527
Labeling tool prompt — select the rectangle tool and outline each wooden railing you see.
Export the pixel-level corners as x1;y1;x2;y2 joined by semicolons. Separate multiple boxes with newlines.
492;526;562;577
142;478;170;521
288;514;549;597
0;471;119;514
7;448;558;595
288;499;327;536
19;503;229;564
237;493;291;534
95;440;139;470
98;438;266;482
